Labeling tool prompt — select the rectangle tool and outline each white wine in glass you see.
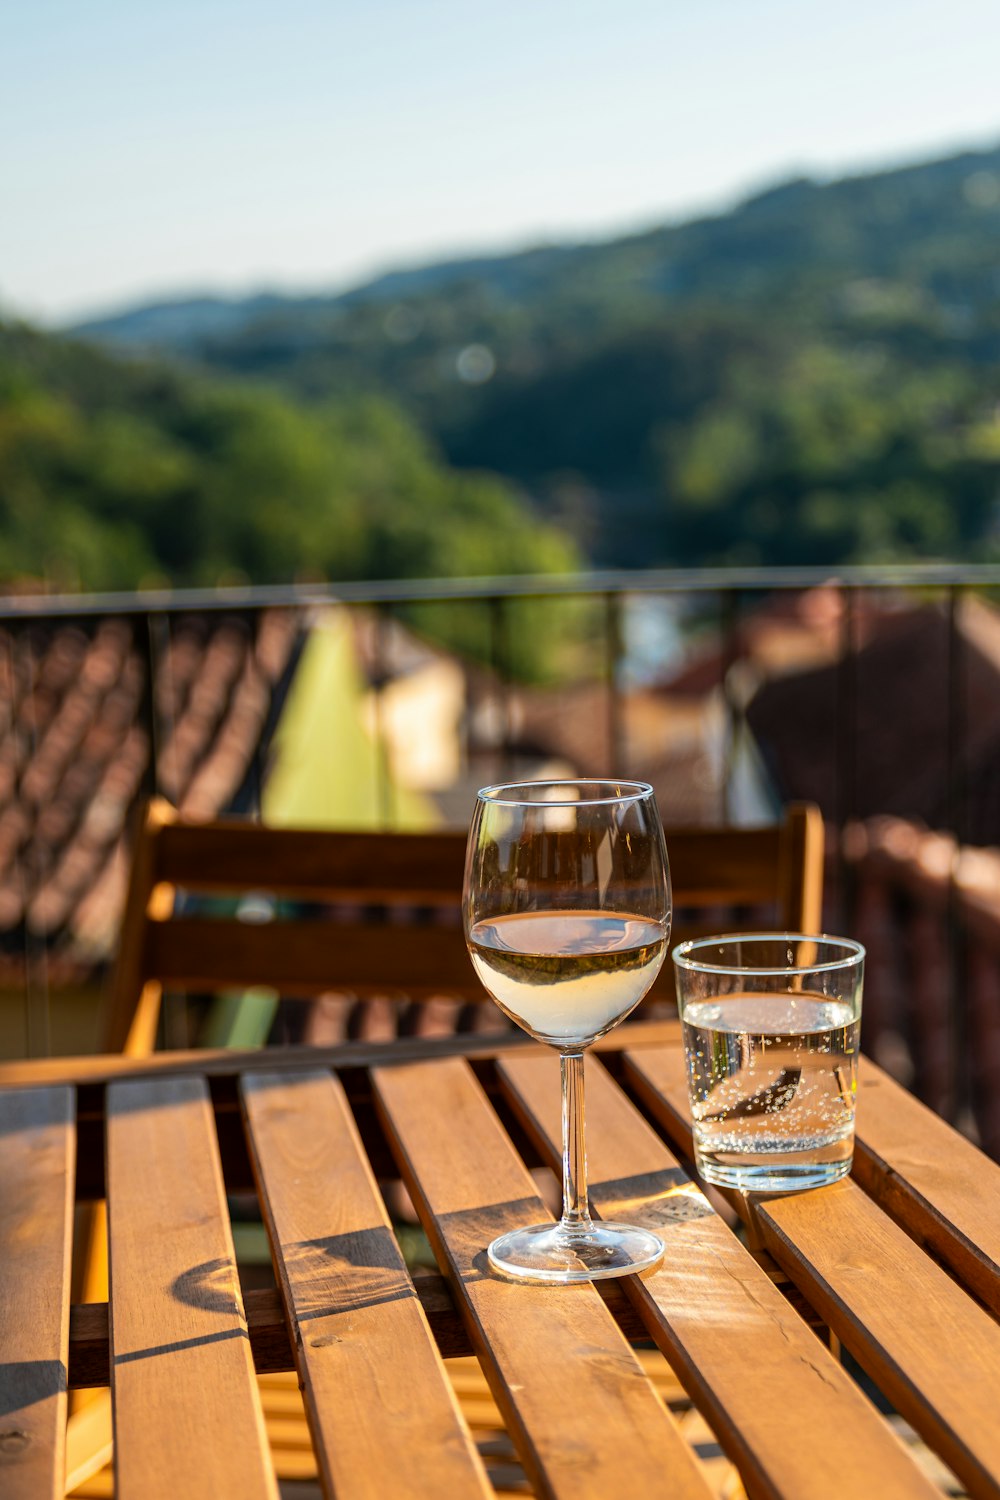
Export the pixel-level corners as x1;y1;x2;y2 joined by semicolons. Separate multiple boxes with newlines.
464;779;671;1283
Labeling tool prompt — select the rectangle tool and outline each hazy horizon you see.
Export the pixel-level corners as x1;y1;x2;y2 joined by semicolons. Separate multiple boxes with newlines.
5;0;1000;326
58;132;1000;331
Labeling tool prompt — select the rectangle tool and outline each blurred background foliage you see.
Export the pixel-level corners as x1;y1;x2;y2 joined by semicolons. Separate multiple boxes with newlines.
0;324;578;593
2;144;1000;675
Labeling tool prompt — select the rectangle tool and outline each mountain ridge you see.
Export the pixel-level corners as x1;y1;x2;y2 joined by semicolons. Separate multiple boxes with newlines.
72;140;1000;351
63;139;1000;574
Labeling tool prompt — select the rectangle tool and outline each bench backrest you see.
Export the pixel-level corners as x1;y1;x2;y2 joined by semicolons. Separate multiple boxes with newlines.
104;799;824;1054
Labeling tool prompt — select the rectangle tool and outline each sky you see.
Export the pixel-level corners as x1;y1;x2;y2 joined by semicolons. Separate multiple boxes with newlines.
3;0;999;326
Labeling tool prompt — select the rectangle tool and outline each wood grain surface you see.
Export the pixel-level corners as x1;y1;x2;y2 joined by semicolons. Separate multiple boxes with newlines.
106;1076;277;1500
497;1049;938;1500
625;1041;1000;1500
241;1068;490;1499
852;1057;1000;1314
0;1018;684;1090
145;914;480;999
0;1085;75;1500
373;1054;715;1500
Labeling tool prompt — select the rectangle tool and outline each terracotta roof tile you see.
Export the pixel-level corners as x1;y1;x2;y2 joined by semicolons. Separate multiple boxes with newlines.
80;620;131;689
256;610;299;681
57;757;105;808
0;879;23;929
21;687;59;740
0;608;302;981
37;628;88;691
155;628;203;718
0;804;31;858
34;799;78;848
71;841;129;960
26;884;76;938
0;759;16;806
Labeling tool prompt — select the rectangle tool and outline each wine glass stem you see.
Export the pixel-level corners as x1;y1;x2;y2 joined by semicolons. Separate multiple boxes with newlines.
560;1051;592;1233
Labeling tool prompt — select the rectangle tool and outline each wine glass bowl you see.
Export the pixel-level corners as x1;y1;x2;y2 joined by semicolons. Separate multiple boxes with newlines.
464;779;671;1283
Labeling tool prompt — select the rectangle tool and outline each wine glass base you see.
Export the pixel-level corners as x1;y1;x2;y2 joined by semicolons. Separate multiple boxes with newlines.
487;1221;664;1284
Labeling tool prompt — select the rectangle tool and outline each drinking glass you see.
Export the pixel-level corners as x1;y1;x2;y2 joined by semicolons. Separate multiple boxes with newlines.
673;933;865;1192
464;779;671;1282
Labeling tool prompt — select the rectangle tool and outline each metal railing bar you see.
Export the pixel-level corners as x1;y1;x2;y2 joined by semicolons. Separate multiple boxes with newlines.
720;587;741;824
139;612;165;802
946;584;970;1127
12;623;51;1059
373;603;393;830
946;585;967;848
1;565;993;1087
835;586;859;932
2;625;31;1056
8;563;1000;621
488;596;512;782
604;592;623;772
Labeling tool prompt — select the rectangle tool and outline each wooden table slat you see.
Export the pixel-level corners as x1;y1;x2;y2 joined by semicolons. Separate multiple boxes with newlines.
625;1042;1000;1500
6;1019;998;1500
853;1057;1000;1314
0;1085;75;1500
617;1025;1000;1314
497;1050;939;1500
373;1055;715;1500
240;1069;491;1500
0;1017;684;1091
68;1270;650;1389
106;1076;277;1500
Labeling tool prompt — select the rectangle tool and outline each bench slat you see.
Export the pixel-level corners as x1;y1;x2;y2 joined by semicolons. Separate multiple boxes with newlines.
146;917;480;998
241;1069;490;1499
0;1086;75;1500
107;1077;276;1500
157;823;467;902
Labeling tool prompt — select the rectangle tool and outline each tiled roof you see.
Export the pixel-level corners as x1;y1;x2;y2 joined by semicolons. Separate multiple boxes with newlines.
0;609;300;980
484;588;907;825
748;597;1000;835
500;680;725;823
649;585;881;697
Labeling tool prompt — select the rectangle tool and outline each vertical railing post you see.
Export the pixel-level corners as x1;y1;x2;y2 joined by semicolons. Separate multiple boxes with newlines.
373;603;394;830
13;623;51;1057
139;609;163;803
489;596;512;780
142;608;186;1048
244;606;264;821
604;592;624;771
946;584;969;1127
834;587;859;932
7;624;33;1055
720;588;741;823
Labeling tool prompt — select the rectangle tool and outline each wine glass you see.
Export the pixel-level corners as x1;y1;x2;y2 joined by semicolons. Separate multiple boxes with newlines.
463;779;671;1283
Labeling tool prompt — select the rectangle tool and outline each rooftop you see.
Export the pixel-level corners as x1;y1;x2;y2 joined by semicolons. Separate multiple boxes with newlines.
0;609;300;983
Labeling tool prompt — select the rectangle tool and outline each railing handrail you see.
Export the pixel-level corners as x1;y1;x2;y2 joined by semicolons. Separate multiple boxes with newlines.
2;562;1000;622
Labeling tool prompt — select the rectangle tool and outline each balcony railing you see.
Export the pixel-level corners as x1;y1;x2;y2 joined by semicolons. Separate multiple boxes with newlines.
3;560;996;822
3;564;1000;1151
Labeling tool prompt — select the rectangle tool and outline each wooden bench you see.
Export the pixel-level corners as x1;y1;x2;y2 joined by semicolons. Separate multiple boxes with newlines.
103;798;825;1055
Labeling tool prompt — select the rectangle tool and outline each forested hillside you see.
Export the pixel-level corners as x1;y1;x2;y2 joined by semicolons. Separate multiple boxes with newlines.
0;321;579;593
77;144;1000;569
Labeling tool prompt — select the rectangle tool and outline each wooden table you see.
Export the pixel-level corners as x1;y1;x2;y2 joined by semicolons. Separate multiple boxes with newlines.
1;1019;999;1500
